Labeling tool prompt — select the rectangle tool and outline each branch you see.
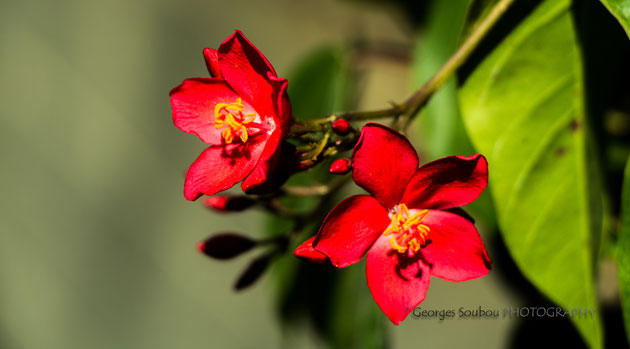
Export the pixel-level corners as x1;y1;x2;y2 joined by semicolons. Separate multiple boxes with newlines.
292;0;515;132
281;175;350;196
398;0;515;129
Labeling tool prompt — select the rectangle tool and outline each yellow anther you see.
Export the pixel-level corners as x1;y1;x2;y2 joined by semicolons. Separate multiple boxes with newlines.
213;97;256;144
383;204;430;254
409;238;421;252
402;204;410;218
242;114;256;124
221;128;234;144
240;126;248;143
390;237;406;253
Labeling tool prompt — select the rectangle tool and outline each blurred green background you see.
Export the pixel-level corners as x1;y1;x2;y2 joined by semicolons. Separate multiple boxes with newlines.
0;0;522;347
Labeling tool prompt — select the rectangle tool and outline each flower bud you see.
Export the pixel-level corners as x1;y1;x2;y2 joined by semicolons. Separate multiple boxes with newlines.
204;195;256;212
197;233;257;259
332;118;351;136
234;252;274;291
329;158;352;174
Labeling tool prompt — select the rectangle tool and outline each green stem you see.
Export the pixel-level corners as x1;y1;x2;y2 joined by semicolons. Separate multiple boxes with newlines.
293;0;515;132
281;175;350;196
398;0;514;129
262;198;301;218
308;133;330;161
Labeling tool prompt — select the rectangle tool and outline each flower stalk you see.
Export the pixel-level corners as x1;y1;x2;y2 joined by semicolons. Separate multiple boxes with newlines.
293;0;515;132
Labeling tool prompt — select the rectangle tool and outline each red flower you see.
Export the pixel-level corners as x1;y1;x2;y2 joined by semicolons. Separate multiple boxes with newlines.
295;123;491;324
170;30;291;200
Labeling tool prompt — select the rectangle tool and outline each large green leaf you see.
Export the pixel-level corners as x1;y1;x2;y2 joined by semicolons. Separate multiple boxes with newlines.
599;0;630;39
459;0;602;347
619;155;630;344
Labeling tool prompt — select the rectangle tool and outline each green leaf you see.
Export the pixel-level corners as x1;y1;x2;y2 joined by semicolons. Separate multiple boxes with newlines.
619;155;630;344
599;0;630;39
459;0;603;347
412;0;497;231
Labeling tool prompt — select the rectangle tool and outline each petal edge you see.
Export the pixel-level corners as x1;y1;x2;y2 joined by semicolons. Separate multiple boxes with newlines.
366;234;431;325
184;143;266;200
402;154;488;210
421;210;491;282
294;236;329;264
313;195;390;268
203;48;223;78
352;124;419;209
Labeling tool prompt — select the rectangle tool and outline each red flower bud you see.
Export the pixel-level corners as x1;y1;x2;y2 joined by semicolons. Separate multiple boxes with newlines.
329;158;352;174
332;118;351;136
197;233;257;259
204;195;256;212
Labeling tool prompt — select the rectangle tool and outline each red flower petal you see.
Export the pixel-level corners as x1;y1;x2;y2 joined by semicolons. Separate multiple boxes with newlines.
170;78;258;146
313;195;389;268
294;236;329;264
401;154;488;210
352;124;419;209
238;74;291;193
240;130;282;192
203;48;222;78
421;210;491;282
366;234;431;325
184;142;266;200
268;72;292;136
218;30;276;118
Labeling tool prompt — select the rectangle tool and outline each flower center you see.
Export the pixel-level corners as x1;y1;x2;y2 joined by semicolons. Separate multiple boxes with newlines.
383;203;430;254
214;98;257;144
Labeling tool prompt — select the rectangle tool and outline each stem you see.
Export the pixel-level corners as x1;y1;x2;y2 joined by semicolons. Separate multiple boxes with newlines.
398;0;514;129
307;133;330;161
293;0;514;131
334;105;406;122
282;185;329;196
306;104;405;125
289;105;404;136
263;198;300;218
281;175;350;196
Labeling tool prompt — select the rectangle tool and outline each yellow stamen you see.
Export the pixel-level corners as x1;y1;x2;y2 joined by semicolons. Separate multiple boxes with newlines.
240;126;248;143
214;97;256;144
390;237;406;253
402;204;410;218
383;204;431;254
221;128;234;144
